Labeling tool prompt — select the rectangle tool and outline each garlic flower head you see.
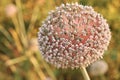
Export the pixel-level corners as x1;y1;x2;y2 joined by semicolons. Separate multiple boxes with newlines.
38;2;111;69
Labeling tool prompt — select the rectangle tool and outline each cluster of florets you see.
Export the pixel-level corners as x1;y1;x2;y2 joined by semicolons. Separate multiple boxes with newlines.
38;2;111;69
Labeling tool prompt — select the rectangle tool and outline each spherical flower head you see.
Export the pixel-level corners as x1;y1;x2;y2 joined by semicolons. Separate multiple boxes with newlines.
5;4;17;17
38;3;111;69
88;60;108;76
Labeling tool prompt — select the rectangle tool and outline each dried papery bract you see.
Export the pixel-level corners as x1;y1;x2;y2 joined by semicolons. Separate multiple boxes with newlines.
38;2;111;69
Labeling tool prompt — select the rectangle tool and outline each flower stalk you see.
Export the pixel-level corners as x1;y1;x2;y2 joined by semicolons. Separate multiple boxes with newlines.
81;67;90;80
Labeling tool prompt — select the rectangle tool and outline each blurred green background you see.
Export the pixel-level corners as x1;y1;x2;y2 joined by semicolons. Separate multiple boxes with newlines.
0;0;120;80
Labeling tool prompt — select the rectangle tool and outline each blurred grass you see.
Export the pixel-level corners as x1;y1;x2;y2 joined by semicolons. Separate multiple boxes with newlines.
0;0;120;80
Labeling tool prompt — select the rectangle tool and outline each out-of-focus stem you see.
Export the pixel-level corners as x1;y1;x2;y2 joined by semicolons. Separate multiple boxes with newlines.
9;29;23;52
11;16;20;35
5;51;34;66
5;50;47;80
36;52;56;80
100;75;106;80
81;66;90;80
28;3;40;39
5;56;27;66
0;54;16;72
26;51;46;80
0;25;13;42
15;0;28;48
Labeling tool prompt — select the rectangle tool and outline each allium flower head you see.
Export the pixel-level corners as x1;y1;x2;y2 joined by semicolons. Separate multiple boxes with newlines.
38;3;111;69
89;60;108;76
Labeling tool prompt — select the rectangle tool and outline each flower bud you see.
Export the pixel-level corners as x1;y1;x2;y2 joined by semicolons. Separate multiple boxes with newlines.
89;60;108;76
5;4;17;17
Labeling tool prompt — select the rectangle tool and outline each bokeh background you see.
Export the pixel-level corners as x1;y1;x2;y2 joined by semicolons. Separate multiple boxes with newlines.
0;0;120;80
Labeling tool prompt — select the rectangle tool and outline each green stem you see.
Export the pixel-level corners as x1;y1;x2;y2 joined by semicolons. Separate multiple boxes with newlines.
99;75;106;80
81;67;90;80
28;3;39;39
15;0;28;48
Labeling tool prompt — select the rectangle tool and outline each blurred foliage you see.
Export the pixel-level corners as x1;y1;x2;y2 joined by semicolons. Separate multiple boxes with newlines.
0;0;120;80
